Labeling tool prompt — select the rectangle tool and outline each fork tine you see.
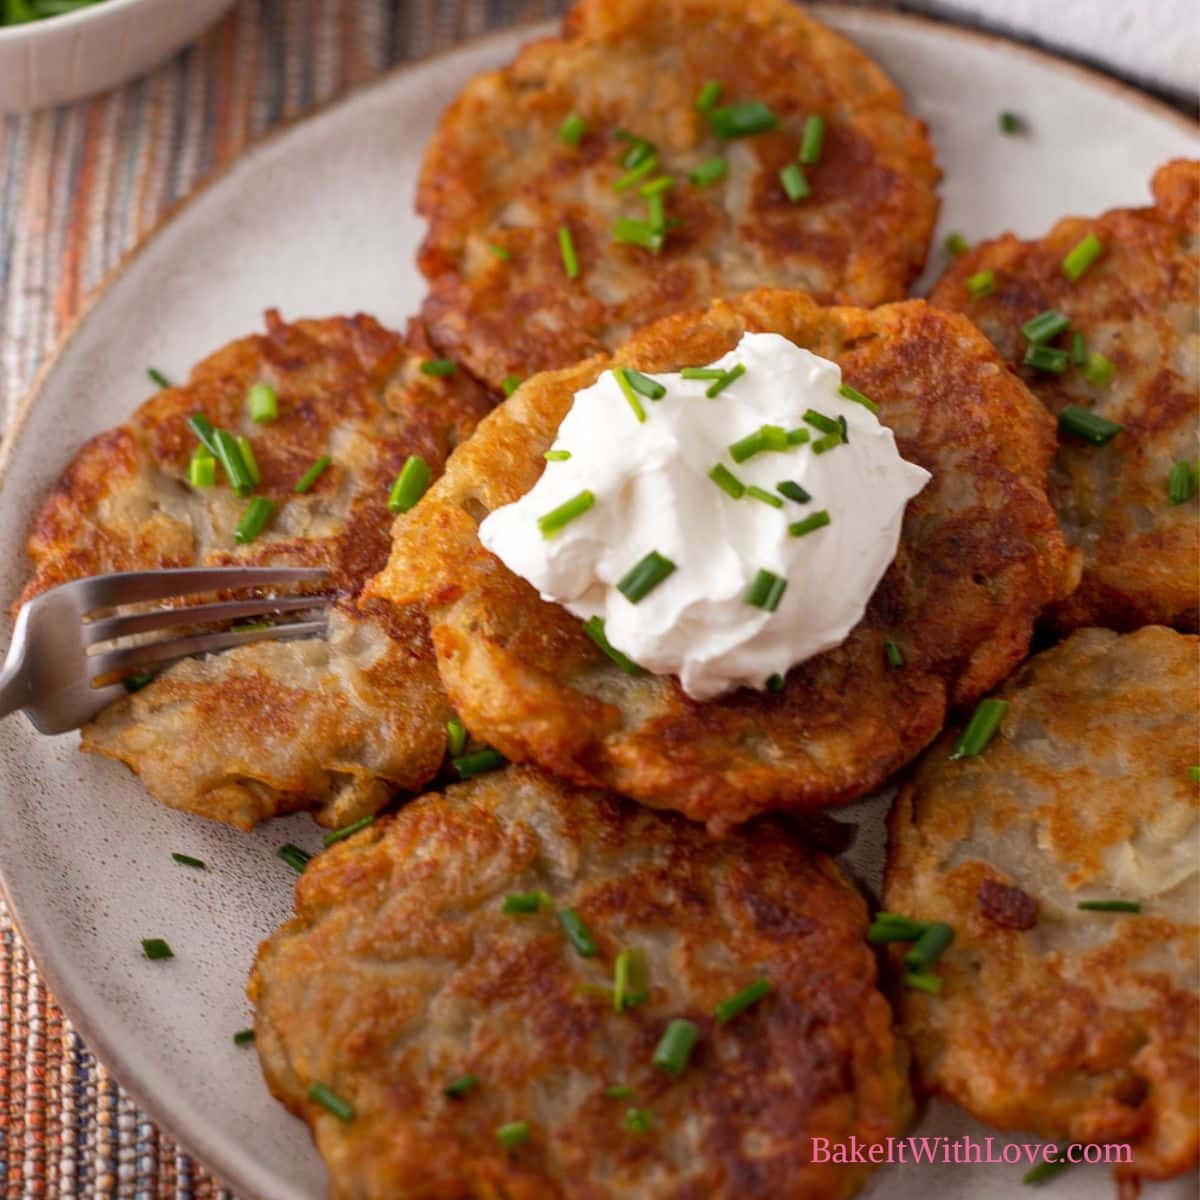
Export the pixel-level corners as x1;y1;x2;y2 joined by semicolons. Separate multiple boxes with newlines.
67;566;330;614
88;617;329;683
83;593;332;647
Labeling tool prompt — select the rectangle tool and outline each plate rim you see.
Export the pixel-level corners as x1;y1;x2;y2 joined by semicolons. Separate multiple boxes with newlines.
0;8;1196;1196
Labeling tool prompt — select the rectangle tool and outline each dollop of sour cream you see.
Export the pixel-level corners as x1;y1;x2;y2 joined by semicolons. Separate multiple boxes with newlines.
479;332;930;701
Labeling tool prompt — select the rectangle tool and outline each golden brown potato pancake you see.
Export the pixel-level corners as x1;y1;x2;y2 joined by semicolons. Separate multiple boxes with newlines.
250;765;911;1200
369;289;1071;832
930;159;1199;632
418;0;940;390
885;626;1199;1180
22;311;492;830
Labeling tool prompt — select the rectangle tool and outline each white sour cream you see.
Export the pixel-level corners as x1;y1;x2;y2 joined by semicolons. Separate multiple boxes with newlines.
479;332;930;700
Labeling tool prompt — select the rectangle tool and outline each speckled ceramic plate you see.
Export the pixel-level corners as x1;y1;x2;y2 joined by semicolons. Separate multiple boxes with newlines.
0;9;1196;1199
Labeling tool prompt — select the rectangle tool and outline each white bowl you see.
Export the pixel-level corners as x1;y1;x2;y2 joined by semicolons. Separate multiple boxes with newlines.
0;0;236;113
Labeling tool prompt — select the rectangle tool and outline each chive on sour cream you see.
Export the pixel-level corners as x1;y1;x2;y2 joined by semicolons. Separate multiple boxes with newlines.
479;332;930;700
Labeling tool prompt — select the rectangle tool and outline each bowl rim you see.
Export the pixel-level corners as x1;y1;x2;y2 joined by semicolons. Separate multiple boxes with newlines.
0;0;201;42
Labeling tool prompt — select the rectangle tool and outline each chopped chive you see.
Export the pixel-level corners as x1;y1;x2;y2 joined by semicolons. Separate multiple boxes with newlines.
776;481;811;504
538;489;596;539
746;569;787;612
838;382;877;412
496;1121;530;1150
639;175;675;198
837;415;849;445
966;269;996;299
706;363;746;398
604;1084;634;1100
612;217;664;253
236;436;261;486
557;908;597;957
1021;309;1070;344
188;448;216;488
904;971;943;995
1058;404;1121;446
715;978;771;1022
1168;461;1197;505
308;1082;355;1123
625;1107;652;1134
212;429;255;495
294;454;331;494
785;427;810;446
1071;331;1087;365
1083;351;1115;387
689;156;727;187
502;374;523;396
811;432;843;454
1190;766;1200;783
187;413;220;456
583;616;644;674
1023;1154;1072;1185
247;382;278;422
420;358;457;377
624;368;666;400
709;463;745;499
148;367;172;389
799;114;825;165
444;1074;479;1099
323;815;374;848
647;192;667;233
695;79;722;113
779;162;809;202
558;225;579;279
904;922;955;972
503;892;548;915
122;670;155;693
652;1018;699;1075
234;497;275;545
867;914;928;944
1023;344;1070;374
233;1028;255;1046
681;366;726;380
948;698;1008;759
998;110;1022;134
803;409;839;435
171;852;206;869
559;112;587;147
729;423;787;462
141;938;173;961
1077;900;1141;913
613;946;649;1011
707;100;778;139
614;368;648;422
446;718;467;757
618;551;676;603
488;242;512;261
746;486;783;508
544;449;572;462
765;673;785;692
944;232;970;256
884;639;904;668
614;153;659;192
788;509;831;538
278;843;311;873
388;454;432;513
453;747;506;779
621;137;655;169
1062;232;1102;281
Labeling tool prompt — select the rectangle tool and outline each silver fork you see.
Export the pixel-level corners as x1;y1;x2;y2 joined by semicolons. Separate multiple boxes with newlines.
0;567;332;734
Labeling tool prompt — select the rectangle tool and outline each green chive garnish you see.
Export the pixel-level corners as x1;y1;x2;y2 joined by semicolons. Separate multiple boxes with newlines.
604;1085;634;1099
904;922;955;971
171;852;205;869
233;1028;255;1046
838;382;877;412
966;269;996;299
323;815;374;848
558;225;580;279
539;489;595;538
141;938;173;961
799;114;825;165
811;432;842;454
746;569;787;612
998;110;1022;134
502;374;523;396
1058;404;1121;446
234;497;275;545
420;358;456;377
779;162;809;202
789;510;830;538
746;486;783;508
904;970;944;995
765;673;785;692
680;366;725;380
236;436;260;487
639;175;674;199
488;242;512;261
188;448;216;488
624;368;666;399
1023;1153;1072;1185
620;137;655;169
453;747;506;779
294;454;331;494
557;908;597;957
615;154;659;192
148;367;172;389
614;368;648;422
776;481;811;504
247;383;277;422
212;429;254;495
652;1019;699;1075
544;449;572;462
187;412;220;456
1189;766;1200;783
803;409;839;435
444;1074;479;1099
446;718;467;757
694;80;722;113
948;698;1008;759
689;156;727;187
709;463;745;499
715;978;770;1022
278;844;311;873
707;100;778;139
785;427;810;446
944;232;970;256
706;363;746;398
1168;461;1197;505
618;551;676;603
503;892;548;915
559;112;587;147
884;640;904;668
729;423;788;462
388;454;432;513
122;670;155;693
496;1121;530;1150
1062;232;1102;281
867;913;928;944
1021;309;1069;344
1083;351;1115;387
583;616;644;674
1069;331;1086;365
1023;344;1069;374
308;1082;355;1123
612;217;664;252
1077;900;1141;913
625;1108;652;1134
613;946;649;1011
